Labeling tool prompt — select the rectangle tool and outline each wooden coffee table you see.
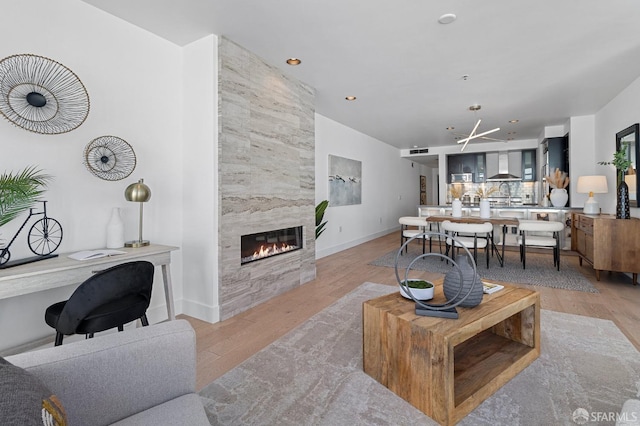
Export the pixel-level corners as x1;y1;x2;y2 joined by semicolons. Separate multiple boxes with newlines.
363;280;540;426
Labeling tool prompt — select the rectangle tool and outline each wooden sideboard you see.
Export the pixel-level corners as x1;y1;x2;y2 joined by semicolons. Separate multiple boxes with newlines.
571;213;640;285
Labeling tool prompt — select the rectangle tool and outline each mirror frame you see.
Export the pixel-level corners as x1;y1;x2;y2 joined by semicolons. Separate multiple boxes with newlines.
616;123;639;207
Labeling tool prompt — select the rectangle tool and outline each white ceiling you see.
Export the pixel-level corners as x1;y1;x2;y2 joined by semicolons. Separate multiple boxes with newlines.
82;0;640;150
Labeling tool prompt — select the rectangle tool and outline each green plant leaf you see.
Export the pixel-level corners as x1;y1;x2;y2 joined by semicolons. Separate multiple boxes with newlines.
0;166;51;227
315;200;329;239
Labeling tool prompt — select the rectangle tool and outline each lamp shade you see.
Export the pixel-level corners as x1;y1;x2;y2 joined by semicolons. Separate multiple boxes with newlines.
625;174;637;193
125;179;151;203
577;175;607;215
577;175;608;195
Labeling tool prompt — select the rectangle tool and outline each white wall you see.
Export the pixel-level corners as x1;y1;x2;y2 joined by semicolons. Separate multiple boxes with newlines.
181;35;219;322
568;116;596;208
315;114;421;258
0;0;185;351
594;75;640;217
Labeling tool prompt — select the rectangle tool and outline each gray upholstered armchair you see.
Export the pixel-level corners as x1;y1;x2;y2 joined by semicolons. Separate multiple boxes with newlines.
5;319;209;425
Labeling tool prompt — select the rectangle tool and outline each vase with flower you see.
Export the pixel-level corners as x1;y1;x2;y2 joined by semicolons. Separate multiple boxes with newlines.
545;168;570;207
598;145;632;219
476;185;497;218
450;184;463;217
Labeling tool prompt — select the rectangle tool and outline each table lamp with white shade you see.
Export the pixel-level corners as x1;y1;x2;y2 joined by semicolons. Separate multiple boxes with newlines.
577;175;608;214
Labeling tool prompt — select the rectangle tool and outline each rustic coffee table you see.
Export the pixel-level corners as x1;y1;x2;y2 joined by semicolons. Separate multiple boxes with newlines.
363;280;540;426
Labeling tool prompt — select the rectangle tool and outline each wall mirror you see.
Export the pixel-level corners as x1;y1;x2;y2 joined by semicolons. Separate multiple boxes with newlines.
616;123;639;207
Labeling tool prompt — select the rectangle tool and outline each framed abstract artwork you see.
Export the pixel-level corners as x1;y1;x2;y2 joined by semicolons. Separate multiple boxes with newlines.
328;155;361;206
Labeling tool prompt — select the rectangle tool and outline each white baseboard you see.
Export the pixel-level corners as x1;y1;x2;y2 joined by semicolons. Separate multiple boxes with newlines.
316;228;396;259
180;299;219;324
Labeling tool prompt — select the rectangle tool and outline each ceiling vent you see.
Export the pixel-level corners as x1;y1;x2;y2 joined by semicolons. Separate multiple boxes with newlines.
409;148;429;154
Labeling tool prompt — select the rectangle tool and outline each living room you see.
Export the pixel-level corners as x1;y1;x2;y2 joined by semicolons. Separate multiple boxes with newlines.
1;1;640;423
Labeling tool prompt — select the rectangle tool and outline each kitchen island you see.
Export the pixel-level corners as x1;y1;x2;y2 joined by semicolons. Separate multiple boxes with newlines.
418;204;578;249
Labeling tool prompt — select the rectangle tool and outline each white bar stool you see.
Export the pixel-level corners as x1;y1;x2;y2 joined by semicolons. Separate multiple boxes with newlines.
517;220;564;270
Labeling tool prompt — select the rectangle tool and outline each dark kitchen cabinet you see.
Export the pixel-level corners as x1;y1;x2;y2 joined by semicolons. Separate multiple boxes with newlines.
521;149;537;181
544;137;569;175
447;153;486;183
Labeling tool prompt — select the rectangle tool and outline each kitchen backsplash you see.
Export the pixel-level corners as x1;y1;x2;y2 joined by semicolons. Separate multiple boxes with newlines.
445;181;539;205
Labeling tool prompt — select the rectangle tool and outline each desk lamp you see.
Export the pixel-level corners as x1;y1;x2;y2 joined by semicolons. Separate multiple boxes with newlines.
124;178;151;247
577;175;607;215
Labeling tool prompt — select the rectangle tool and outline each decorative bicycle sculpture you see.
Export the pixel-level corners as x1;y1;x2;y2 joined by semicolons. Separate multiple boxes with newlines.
0;200;63;267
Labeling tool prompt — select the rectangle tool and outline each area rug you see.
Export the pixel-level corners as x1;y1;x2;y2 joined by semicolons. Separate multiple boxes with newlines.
199;282;640;425
369;245;599;293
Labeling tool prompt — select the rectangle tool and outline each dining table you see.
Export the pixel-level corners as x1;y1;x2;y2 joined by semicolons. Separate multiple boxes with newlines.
422;215;520;267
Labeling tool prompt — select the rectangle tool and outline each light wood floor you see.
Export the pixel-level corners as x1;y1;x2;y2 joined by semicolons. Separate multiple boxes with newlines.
182;232;640;391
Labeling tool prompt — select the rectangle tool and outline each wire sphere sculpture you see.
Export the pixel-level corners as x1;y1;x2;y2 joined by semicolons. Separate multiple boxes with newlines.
394;231;479;318
0;54;90;134
84;136;137;181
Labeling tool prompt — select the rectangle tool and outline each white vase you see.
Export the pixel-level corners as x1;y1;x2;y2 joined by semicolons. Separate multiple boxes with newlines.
480;199;491;218
452;198;462;217
550;188;568;207
106;207;125;248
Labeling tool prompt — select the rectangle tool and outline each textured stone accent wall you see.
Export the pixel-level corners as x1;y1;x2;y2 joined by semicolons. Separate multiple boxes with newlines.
218;37;316;320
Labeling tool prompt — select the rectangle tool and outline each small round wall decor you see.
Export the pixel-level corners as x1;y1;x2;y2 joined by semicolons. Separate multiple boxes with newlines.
84;136;136;181
0;54;90;134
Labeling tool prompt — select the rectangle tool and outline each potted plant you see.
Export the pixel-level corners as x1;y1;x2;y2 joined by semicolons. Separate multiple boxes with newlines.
315;200;328;239
399;279;434;301
599;145;632;219
0;166;50;228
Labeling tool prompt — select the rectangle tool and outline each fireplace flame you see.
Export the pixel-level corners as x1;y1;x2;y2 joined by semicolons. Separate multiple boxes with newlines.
251;243;295;261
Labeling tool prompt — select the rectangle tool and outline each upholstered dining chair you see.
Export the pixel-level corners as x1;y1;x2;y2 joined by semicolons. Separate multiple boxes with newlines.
45;261;154;346
517;220;564;270
441;220;494;268
398;216;432;254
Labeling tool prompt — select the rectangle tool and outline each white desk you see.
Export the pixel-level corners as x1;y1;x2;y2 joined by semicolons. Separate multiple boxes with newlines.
0;244;179;320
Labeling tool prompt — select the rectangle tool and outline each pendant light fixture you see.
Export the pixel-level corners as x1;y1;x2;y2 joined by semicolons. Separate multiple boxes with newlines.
456;105;501;151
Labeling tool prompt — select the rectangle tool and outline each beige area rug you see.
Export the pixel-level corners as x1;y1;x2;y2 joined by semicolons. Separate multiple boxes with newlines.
370;245;599;293
199;282;640;425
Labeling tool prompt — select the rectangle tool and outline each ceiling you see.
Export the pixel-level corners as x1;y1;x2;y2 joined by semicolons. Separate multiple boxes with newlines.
83;0;640;151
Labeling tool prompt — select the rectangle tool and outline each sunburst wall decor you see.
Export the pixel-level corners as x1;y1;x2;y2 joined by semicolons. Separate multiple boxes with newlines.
84;136;136;181
0;54;90;134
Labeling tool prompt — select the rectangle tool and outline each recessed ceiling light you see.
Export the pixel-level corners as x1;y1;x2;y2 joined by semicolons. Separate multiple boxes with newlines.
413;145;419;148
286;58;301;65
446;126;455;130
509;119;519;123
438;13;457;24
345;96;356;101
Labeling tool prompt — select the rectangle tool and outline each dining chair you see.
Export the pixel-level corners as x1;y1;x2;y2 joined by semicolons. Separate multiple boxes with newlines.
44;261;155;346
398;216;431;254
441;220;494;268
517;220;564;270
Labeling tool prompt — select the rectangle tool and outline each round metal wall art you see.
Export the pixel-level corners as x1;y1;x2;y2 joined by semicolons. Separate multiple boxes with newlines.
0;54;90;134
84;136;137;181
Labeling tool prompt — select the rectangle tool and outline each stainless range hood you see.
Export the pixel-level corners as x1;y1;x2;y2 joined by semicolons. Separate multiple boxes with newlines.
486;151;521;181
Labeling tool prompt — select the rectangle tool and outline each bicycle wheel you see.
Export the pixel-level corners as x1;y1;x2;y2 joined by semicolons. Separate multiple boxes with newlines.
0;248;10;265
28;217;63;256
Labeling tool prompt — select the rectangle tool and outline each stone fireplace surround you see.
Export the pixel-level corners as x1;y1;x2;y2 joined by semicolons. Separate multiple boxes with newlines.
218;37;316;320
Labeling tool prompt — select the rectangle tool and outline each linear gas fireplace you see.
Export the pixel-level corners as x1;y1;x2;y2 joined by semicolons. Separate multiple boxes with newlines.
241;226;303;265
